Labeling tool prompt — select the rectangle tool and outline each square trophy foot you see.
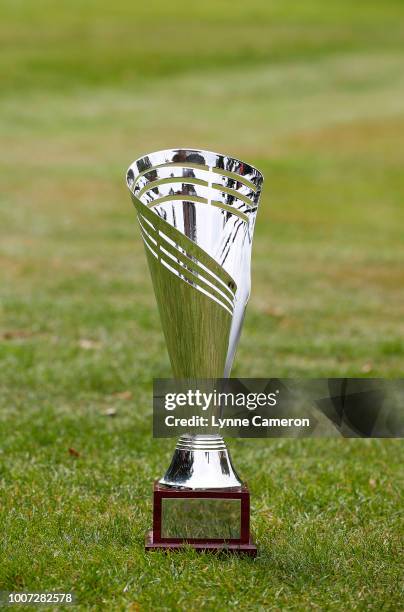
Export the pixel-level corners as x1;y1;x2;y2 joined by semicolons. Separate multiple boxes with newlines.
145;482;257;557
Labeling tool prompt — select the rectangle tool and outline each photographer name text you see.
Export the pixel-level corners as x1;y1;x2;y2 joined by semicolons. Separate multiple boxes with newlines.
164;415;310;429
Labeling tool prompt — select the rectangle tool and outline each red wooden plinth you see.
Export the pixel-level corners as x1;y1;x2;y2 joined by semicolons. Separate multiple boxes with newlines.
146;482;257;557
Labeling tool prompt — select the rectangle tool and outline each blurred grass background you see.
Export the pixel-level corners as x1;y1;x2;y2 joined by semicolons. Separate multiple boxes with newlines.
0;1;403;609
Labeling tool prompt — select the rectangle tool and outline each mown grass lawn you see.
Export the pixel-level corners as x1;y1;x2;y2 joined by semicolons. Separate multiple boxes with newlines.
0;1;403;610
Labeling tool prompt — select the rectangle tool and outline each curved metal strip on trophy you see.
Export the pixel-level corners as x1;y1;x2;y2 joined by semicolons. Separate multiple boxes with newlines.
136;178;258;209
137;223;235;313
135;169;259;203
134;199;237;308
127;148;264;488
134;197;238;295
128;148;263;191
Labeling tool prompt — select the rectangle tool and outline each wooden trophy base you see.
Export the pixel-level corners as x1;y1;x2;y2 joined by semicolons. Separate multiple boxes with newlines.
145;482;257;557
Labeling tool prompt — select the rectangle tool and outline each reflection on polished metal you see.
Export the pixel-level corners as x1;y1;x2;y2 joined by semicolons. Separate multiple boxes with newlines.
126;148;264;489
161;497;241;539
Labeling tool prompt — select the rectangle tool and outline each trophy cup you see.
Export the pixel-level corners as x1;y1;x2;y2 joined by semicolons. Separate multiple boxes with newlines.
126;148;263;555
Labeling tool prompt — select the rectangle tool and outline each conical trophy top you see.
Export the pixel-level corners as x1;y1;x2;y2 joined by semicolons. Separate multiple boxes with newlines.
127;148;263;488
126;148;264;380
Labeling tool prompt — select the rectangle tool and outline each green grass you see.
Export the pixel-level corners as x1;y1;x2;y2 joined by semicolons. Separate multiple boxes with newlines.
0;0;403;609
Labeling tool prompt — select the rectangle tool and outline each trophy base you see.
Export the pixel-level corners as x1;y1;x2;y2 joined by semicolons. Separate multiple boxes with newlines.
145;530;257;556
145;482;257;557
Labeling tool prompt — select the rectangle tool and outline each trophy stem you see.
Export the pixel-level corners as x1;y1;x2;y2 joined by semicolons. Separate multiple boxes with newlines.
159;434;243;490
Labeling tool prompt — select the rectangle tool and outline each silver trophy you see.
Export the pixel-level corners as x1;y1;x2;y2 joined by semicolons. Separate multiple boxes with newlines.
126;148;263;553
